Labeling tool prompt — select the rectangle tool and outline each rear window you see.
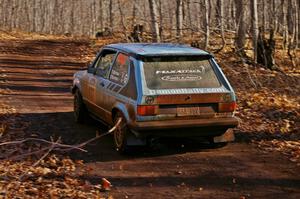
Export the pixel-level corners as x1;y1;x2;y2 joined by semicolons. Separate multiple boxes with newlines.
142;56;221;89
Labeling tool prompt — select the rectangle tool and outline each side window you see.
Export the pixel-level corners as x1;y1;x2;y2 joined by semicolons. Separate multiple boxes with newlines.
109;53;130;86
95;50;116;78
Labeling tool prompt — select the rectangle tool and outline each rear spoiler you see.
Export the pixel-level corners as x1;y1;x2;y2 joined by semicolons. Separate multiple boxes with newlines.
134;54;213;61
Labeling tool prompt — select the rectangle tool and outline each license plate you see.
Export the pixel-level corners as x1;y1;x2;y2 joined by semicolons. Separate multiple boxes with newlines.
177;106;202;116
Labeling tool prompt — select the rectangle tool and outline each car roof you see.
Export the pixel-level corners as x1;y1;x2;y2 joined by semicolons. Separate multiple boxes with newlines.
105;43;211;58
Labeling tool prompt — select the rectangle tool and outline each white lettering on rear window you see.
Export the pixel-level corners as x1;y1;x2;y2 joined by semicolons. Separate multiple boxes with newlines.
155;66;205;75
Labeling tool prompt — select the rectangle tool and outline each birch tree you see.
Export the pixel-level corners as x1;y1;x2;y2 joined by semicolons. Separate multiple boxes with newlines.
217;0;225;51
204;0;210;50
148;0;160;42
176;0;183;40
251;0;258;63
109;0;113;32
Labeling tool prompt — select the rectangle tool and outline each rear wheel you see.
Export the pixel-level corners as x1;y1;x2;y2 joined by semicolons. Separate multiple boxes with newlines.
113;113;129;154
74;90;88;123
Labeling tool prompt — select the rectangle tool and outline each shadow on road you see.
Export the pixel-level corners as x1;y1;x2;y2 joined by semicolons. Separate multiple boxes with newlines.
13;111;233;163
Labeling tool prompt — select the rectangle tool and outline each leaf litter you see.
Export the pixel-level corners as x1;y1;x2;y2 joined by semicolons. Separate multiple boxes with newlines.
0;31;299;197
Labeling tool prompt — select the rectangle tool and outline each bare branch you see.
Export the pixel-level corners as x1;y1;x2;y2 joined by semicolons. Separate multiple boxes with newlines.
0;118;122;161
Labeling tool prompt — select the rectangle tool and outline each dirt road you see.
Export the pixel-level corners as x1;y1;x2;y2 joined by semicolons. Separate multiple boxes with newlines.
0;39;299;198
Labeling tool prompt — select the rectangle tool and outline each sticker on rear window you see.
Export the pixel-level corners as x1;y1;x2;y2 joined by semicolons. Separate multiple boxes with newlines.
155;67;205;75
143;58;221;89
161;74;202;81
156;67;205;82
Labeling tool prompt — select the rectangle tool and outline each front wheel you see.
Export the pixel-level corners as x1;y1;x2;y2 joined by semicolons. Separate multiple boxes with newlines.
74;90;88;123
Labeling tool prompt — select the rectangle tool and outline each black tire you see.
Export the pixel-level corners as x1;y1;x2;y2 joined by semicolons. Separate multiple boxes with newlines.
113;113;129;154
74;90;88;123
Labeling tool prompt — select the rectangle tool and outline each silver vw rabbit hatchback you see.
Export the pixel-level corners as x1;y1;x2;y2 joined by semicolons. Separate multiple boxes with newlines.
72;43;238;153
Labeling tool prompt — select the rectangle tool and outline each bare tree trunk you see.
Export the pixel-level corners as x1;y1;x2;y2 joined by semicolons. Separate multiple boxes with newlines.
39;0;45;32
91;0;96;35
262;0;266;34
217;0;225;52
204;0;210;50
298;0;300;47
281;0;288;49
118;0;128;40
251;0;259;63
187;0;192;34
148;0;160;42
167;2;173;35
70;1;74;33
287;0;293;34
231;0;236;30
235;0;246;56
33;0;38;32
195;0;201;32
176;0;183;41
272;0;279;33
25;0;32;32
132;0;137;29
227;0;232;30
289;0;299;49
99;0;103;31
158;0;163;40
287;0;298;67
109;0;113;32
295;0;299;48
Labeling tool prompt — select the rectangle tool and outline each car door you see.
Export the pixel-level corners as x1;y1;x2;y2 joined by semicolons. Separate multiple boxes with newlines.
92;49;117;122
81;53;101;111
103;53;132;123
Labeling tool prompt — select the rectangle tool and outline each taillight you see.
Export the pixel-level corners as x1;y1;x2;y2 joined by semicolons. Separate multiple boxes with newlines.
218;102;237;112
137;105;158;116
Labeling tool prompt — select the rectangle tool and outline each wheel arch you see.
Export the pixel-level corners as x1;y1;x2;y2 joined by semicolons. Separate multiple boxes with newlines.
112;103;130;124
71;77;82;94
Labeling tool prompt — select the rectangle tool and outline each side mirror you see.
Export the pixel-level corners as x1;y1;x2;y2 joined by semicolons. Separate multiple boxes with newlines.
87;66;96;74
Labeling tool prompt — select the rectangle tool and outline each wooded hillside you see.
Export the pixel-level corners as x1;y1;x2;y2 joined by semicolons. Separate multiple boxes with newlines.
0;1;298;43
1;0;299;67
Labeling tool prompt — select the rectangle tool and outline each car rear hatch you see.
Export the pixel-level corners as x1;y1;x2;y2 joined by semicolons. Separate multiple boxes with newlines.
137;55;236;119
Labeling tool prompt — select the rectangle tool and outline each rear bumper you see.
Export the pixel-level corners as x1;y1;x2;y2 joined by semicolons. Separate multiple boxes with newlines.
129;117;238;137
130;117;238;130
